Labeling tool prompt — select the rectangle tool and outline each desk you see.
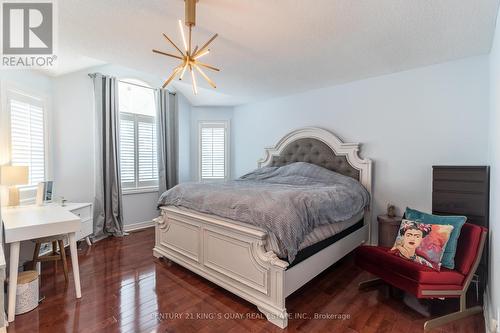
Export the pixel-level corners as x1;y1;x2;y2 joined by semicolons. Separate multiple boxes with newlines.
2;205;82;322
0;240;6;330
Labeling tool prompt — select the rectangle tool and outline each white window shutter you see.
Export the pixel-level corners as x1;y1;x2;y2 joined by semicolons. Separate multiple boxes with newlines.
137;115;158;187
119;112;159;189
119;113;136;188
9;94;46;186
200;122;228;180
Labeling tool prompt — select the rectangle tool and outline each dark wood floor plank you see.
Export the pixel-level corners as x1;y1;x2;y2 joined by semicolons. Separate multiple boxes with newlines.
6;227;485;333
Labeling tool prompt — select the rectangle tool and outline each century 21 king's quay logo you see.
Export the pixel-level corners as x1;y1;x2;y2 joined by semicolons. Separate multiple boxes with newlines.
1;1;56;67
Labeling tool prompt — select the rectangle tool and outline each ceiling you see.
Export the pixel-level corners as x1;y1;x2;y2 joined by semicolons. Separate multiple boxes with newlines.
56;0;499;106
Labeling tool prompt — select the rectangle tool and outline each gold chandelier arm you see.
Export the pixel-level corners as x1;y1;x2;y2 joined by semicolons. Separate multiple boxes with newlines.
162;33;185;57
192;45;199;57
189;65;198;95
178;20;188;52
194;33;218;58
152;49;183;60
194;61;220;72
179;62;188;80
193;49;209;60
194;64;216;88
162;66;182;88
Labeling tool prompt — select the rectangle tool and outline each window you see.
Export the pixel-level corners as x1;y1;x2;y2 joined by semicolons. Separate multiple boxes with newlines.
199;121;229;181
118;79;158;191
7;90;46;187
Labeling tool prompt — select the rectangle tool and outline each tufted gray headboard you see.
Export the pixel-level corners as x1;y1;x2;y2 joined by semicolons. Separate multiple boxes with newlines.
259;127;373;241
268;138;360;180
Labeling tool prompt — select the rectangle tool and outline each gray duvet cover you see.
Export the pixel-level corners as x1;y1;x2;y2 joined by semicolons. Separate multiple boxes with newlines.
158;162;369;262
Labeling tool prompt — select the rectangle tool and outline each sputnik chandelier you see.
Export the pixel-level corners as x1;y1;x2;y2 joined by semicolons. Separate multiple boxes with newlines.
153;0;219;94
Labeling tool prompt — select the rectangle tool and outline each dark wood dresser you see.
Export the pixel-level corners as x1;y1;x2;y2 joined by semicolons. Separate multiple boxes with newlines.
432;166;490;305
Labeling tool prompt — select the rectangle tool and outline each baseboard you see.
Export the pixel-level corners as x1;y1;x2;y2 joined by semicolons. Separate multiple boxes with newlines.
484;287;499;333
124;220;155;232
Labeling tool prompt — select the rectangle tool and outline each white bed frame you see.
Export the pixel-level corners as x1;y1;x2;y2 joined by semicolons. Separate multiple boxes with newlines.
153;127;373;328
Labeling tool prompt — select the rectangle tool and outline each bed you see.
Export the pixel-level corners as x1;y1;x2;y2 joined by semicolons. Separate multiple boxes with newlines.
153;127;373;328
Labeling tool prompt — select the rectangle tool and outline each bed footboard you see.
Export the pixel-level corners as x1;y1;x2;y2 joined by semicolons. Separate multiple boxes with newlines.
153;206;290;328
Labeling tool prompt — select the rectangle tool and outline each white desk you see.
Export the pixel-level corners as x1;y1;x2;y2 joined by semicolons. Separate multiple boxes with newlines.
0;242;6;329
2;205;82;322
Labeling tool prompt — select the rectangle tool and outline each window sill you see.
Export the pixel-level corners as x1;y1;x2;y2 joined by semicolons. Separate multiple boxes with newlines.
199;178;228;183
122;187;159;195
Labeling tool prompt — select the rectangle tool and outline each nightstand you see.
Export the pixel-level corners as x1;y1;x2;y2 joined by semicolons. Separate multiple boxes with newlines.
377;214;402;247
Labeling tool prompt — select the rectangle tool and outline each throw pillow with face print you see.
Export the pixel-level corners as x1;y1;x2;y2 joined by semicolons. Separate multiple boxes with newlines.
390;219;453;271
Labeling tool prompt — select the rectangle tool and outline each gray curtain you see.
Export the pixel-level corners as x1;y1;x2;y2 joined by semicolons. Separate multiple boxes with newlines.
90;73;124;239
156;89;178;194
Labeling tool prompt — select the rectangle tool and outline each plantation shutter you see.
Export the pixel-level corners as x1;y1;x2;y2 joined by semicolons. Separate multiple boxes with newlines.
119;112;158;188
200;122;227;180
8;92;45;186
137;115;158;187
119;113;135;188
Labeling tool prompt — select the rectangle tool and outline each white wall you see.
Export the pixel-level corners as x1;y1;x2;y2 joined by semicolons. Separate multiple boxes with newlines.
189;106;234;181
0;70;53;96
234;55;490;234
51;69;94;202
488;7;500;331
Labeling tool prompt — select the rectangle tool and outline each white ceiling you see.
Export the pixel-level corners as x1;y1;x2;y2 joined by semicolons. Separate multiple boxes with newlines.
56;0;499;106
37;49;106;77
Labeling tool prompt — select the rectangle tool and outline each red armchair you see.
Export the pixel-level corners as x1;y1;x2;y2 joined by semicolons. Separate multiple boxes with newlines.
355;223;487;330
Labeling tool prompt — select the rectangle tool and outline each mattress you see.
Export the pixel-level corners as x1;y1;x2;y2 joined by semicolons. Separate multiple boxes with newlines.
289;218;365;267
265;210;365;254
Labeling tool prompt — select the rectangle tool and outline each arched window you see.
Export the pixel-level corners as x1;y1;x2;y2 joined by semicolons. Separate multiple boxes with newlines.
118;78;158;190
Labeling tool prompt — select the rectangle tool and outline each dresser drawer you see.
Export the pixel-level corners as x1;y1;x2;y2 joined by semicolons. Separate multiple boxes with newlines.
71;205;92;221
80;219;93;239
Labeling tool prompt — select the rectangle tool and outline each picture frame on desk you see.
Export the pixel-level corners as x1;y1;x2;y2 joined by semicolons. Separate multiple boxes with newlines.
35;181;54;206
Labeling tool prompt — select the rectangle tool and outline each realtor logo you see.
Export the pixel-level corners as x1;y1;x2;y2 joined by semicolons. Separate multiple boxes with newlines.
1;1;56;67
2;2;53;54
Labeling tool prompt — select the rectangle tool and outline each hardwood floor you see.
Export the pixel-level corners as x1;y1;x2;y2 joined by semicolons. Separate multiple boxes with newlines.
7;228;485;333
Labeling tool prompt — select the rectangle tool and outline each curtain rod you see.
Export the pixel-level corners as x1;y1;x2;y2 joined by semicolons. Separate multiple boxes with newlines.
88;73;175;94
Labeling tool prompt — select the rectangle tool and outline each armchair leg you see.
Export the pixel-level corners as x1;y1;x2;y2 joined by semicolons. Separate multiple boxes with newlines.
424;306;482;331
358;278;384;290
